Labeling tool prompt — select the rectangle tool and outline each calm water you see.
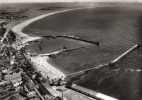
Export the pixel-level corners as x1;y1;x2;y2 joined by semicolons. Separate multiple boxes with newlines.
24;6;142;100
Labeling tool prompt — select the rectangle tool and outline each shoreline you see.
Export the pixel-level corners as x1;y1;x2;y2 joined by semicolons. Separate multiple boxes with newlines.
12;7;87;44
9;5;134;100
11;7;87;80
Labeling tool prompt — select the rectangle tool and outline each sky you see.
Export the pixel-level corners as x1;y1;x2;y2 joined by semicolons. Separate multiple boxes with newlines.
0;0;142;3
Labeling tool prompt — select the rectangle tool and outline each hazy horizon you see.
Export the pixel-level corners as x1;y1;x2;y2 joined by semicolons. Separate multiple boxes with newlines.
0;0;142;3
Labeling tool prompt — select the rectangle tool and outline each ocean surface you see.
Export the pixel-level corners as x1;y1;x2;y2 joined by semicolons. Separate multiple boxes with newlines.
23;6;142;100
